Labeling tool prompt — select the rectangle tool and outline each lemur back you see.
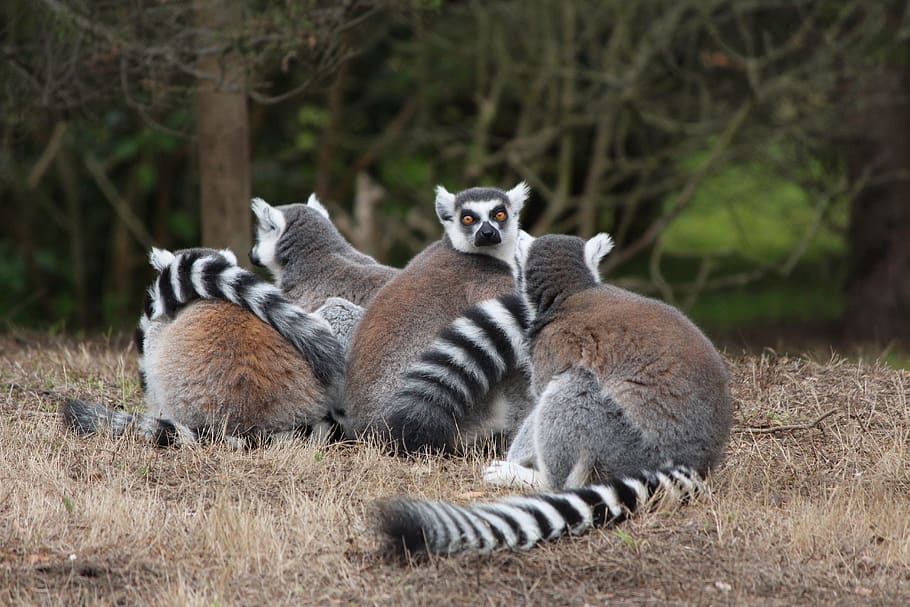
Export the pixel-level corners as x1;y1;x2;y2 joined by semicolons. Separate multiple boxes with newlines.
143;300;325;434
498;233;732;486
343;184;533;452
250;196;399;310
375;233;732;557
63;247;347;447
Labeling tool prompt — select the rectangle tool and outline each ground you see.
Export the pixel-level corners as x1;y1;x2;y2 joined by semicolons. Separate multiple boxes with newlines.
1;332;908;606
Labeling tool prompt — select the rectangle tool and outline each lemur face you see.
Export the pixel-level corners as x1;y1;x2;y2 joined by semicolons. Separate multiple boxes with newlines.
457;199;509;247
249;194;330;278
250;198;287;275
435;183;529;267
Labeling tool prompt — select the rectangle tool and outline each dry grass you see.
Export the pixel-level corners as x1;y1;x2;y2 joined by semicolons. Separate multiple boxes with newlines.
1;332;909;606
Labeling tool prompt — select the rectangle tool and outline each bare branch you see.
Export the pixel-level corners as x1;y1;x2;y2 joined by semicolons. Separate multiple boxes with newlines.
83;153;154;249
26;121;67;189
604;99;754;270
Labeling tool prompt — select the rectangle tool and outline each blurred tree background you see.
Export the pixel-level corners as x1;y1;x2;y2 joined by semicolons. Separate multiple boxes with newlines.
1;0;908;352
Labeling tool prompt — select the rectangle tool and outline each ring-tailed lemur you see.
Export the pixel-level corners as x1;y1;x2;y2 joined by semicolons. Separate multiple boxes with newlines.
343;184;535;452
250;195;399;311
63;193;400;447
376;233;733;557
149;194;397;355
62;247;349;447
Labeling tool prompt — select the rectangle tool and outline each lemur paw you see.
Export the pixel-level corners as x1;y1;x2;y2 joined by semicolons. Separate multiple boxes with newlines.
482;460;545;489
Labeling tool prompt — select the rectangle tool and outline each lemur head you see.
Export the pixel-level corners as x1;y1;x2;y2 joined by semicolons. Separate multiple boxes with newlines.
523;233;614;318
434;183;529;266
249;194;333;280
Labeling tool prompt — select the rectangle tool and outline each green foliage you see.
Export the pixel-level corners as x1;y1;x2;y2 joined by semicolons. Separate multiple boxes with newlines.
613;528;637;550
169;210;199;244
0;242;29;322
0;0;903;341
690;281;844;332
664;157;847;264
379;155;433;190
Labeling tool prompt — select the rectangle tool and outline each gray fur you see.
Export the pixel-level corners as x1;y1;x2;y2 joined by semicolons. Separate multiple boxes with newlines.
507;234;732;487
313;297;365;351
61;399;199;446
453;187;510;209
251;198;399;311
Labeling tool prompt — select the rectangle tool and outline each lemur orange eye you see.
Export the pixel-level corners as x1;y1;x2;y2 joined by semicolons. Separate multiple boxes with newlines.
494;210;507;221
461;215;475;225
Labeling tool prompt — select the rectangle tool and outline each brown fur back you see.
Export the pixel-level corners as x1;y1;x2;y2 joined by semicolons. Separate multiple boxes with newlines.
144;301;325;432
531;285;729;434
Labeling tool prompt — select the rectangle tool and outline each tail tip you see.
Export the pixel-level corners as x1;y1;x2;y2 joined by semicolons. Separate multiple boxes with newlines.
374;499;430;561
383;405;456;456
60;399;98;436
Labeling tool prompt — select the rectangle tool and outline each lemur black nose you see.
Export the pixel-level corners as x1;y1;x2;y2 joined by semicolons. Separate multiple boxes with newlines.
474;221;502;246
249;249;263;267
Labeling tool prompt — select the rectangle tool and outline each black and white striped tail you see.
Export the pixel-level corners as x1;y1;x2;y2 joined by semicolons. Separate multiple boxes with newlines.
384;294;531;453
61;399;198;447
376;464;703;558
136;247;344;388
60;399;343;449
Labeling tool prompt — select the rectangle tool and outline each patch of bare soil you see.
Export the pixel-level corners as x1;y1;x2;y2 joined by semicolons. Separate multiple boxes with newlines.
1;332;908;606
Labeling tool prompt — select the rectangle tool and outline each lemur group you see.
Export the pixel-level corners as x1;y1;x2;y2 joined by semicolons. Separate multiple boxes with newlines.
62;183;732;559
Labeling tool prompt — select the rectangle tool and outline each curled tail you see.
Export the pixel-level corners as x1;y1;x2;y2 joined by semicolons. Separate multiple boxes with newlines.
384;294;531;452
139;247;344;388
376;463;702;558
61;399;198;447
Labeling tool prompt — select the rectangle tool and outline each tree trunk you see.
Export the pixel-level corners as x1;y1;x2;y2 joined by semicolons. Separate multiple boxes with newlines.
194;0;250;261
844;66;910;344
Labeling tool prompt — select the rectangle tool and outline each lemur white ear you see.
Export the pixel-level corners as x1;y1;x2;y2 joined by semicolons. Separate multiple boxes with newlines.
306;193;330;219
149;247;175;271
505;182;530;213
218;248;238;266
584;233;614;282
251;197;285;233
251;197;270;218
435;185;456;222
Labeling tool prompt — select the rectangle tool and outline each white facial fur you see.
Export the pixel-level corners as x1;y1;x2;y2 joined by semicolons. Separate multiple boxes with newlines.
250;197;287;279
435;183;530;271
584;233;614;283
306;193;330;219
449;199;519;266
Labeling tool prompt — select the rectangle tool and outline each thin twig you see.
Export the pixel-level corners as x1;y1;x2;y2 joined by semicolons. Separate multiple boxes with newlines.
27;122;68;189
83;153;154;249
738;409;839;434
